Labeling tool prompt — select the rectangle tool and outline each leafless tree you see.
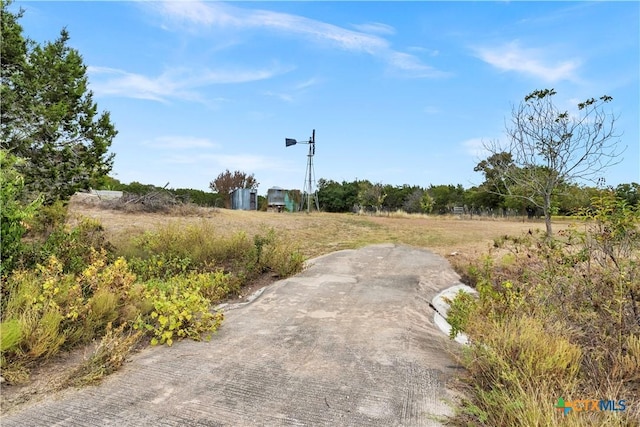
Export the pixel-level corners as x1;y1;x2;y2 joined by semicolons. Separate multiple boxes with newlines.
484;89;623;236
209;170;258;209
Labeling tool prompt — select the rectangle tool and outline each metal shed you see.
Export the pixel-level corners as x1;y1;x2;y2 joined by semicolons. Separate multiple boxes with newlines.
267;187;298;212
231;188;257;210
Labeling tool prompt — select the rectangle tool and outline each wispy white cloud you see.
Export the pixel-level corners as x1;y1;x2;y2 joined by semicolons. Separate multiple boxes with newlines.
151;2;387;53
351;22;396;35
88;64;291;102
147;1;224;27
461;138;491;158
262;90;294;102
162;152;290;173
147;1;444;78
88;66;179;102
407;46;440;57
261;77;322;103
294;78;321;91
473;41;581;83
387;52;448;78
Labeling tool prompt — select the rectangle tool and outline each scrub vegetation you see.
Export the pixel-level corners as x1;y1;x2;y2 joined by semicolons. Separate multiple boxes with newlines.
1;187;305;388
446;190;640;426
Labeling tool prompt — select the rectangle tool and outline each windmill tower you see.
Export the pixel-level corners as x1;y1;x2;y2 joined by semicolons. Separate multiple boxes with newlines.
285;129;319;213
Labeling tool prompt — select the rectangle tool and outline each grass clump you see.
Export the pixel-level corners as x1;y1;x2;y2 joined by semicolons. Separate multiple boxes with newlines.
120;222;305;286
65;323;143;387
0;252;143;381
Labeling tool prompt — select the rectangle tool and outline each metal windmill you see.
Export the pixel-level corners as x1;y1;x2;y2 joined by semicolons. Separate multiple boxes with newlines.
285;129;319;213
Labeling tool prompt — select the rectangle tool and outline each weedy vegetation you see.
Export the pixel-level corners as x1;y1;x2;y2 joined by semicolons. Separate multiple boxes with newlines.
0;200;305;389
447;190;640;426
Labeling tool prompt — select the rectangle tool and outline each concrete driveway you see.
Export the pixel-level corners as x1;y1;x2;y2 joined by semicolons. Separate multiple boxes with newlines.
1;244;463;426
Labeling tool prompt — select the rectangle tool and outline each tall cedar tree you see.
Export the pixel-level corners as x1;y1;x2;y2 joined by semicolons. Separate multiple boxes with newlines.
1;1;116;203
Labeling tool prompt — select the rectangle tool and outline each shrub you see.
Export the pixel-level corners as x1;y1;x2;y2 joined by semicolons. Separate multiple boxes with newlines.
125;222;254;269
0;150;42;277
445;290;477;339
127;254;193;281
20;217;114;275
448;191;640;426
27;200;68;236
0;252;147;383
121;223;305;285
136;272;229;346
1;216;307;387
255;229;306;278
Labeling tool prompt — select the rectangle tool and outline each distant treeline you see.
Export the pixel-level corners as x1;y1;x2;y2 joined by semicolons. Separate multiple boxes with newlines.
316;179;640;216
97;176;639;215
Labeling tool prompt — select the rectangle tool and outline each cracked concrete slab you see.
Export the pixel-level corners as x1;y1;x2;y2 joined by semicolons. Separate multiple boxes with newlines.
1;244;463;426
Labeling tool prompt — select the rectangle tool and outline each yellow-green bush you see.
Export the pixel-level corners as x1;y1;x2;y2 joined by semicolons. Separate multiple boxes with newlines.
127;254;193;281
136;272;229;346
190;270;240;301
445;290;477;339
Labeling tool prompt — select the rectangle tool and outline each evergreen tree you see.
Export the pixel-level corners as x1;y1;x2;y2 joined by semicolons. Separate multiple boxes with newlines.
1;1;117;203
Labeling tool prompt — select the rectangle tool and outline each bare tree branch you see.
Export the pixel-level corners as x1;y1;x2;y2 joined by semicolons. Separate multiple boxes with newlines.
482;89;624;236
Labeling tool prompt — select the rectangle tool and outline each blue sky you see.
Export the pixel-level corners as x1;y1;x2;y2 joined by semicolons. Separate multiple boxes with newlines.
15;1;640;193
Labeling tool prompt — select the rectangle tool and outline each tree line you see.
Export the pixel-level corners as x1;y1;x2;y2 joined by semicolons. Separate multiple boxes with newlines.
94;174;640;219
315;178;639;216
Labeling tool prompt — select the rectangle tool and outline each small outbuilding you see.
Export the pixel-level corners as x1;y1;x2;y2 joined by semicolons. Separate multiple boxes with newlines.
231;188;258;210
267;187;298;212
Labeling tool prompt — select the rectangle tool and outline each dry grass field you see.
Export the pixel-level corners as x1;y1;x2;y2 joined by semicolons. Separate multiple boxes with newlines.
61;199;563;309
69;196;568;268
